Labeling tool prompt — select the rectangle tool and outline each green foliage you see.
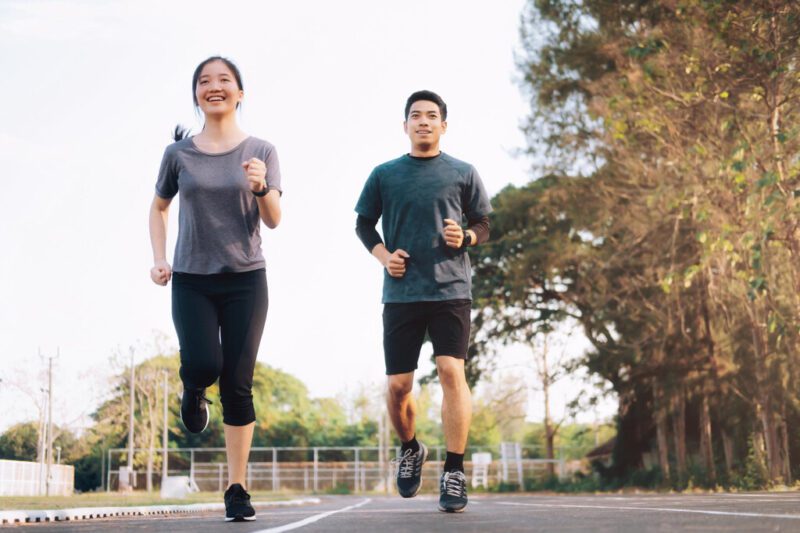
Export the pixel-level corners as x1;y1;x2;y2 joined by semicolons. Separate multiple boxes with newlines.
0;422;39;461
512;0;800;489
0;422;80;463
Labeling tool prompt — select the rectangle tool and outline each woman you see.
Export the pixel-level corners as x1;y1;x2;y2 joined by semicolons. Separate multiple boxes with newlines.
148;56;281;522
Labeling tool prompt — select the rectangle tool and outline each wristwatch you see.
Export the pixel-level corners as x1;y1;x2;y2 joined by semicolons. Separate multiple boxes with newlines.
462;231;473;248
252;187;268;197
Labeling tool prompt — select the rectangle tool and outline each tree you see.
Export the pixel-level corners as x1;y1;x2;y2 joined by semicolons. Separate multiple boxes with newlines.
506;0;800;487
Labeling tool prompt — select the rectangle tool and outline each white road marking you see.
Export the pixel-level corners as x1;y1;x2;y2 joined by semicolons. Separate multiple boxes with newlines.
254;498;372;532
497;501;800;520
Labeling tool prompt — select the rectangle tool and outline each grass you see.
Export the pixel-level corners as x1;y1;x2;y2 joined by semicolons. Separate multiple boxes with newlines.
0;490;300;511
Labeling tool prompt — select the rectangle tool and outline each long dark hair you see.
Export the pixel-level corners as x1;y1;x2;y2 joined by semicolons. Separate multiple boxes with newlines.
173;56;244;142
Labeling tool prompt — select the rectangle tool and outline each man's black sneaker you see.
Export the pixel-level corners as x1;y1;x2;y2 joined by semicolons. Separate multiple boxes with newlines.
224;483;256;522
180;388;212;434
393;442;428;498
438;470;468;513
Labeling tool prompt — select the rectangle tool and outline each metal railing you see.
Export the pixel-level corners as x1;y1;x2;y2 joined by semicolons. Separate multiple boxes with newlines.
105;444;568;493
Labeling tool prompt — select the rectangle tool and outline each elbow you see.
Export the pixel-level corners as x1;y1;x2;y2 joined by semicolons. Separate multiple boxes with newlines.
265;212;281;229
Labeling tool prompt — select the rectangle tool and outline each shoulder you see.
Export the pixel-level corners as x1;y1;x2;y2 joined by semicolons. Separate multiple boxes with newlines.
372;155;410;176
163;137;194;158
439;153;475;177
246;136;277;154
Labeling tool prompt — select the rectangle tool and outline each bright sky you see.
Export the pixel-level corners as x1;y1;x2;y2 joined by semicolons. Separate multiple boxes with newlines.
0;0;616;434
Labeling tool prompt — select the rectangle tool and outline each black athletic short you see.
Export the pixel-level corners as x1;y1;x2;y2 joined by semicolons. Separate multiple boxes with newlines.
382;299;472;375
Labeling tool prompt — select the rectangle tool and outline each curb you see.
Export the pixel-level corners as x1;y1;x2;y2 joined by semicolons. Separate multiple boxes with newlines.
0;497;321;525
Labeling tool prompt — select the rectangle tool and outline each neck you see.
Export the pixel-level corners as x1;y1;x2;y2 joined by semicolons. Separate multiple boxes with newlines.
199;113;244;141
410;142;441;158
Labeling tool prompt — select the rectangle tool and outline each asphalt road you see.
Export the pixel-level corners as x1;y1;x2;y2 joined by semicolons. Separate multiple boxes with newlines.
9;492;800;532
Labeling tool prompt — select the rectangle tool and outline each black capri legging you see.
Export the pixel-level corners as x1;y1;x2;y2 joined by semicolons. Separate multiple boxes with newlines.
171;268;268;426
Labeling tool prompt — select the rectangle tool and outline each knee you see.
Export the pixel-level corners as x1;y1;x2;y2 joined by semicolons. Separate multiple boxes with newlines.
436;357;466;389
387;376;413;401
180;354;222;388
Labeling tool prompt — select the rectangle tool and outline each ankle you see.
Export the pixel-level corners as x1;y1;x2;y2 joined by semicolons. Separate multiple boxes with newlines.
401;435;420;454
444;451;464;473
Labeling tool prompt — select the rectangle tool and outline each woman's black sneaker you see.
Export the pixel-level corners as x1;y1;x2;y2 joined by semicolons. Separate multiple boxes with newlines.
224;483;256;522
180;388;212;434
438;470;468;513
393;442;428;498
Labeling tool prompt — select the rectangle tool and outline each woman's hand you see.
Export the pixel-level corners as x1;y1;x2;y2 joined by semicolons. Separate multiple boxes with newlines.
150;259;172;286
242;158;267;194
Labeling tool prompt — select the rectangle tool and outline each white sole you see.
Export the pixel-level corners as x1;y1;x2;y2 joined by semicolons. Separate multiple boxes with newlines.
225;516;256;522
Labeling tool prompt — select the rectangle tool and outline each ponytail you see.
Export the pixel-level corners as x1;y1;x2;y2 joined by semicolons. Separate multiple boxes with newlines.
173;124;190;142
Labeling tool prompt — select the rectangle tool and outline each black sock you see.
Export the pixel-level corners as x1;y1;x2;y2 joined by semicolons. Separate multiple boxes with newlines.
401;435;420;454
444;451;464;473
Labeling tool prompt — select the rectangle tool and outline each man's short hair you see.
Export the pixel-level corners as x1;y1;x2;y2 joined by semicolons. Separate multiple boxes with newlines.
405;90;447;121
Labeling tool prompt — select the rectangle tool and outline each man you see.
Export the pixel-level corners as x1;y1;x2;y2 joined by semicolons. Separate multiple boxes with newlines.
354;90;491;513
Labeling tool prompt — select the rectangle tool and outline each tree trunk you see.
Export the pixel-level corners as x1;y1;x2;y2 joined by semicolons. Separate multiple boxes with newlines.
720;427;734;481
671;388;687;484
698;394;716;485
541;337;556;479
653;377;671;483
780;402;792;485
749;302;785;484
752;425;769;484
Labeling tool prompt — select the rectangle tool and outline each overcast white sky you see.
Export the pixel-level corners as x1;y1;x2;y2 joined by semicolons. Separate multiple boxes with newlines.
0;0;616;434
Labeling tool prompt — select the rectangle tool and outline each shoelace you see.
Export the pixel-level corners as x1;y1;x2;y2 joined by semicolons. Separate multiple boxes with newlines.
392;448;418;479
442;471;466;497
228;486;250;505
195;392;213;411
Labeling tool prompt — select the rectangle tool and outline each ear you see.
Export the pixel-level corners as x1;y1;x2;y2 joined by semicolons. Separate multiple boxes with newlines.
403;121;409;135
441;120;448;134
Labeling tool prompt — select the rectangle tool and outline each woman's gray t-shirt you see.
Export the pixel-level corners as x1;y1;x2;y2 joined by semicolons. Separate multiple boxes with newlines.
155;136;282;274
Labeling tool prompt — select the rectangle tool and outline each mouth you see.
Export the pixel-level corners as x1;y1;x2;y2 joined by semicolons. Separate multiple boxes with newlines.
206;95;225;102
416;130;432;134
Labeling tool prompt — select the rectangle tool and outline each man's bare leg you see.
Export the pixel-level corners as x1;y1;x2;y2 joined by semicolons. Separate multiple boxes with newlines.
437;356;471;455
387;371;416;441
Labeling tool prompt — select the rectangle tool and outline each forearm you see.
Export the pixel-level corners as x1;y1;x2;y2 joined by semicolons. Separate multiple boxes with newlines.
256;190;281;229
371;243;391;267
149;203;169;261
465;216;490;246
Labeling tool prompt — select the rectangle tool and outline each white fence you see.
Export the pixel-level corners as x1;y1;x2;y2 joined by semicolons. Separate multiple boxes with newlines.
106;444;569;493
0;459;74;496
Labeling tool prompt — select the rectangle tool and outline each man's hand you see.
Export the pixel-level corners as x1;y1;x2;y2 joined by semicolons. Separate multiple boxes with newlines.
384;249;410;278
443;218;464;248
150;259;172;286
242;158;267;194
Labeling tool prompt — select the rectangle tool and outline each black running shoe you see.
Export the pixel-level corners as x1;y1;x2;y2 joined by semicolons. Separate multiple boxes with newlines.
394;442;428;498
224;483;255;522
180;388;212;434
438;470;468;513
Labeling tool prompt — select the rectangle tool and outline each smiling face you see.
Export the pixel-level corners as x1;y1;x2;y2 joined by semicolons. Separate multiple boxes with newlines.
404;100;447;154
194;60;243;118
